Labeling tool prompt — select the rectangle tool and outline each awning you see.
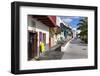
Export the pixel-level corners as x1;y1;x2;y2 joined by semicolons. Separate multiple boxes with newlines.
32;15;56;27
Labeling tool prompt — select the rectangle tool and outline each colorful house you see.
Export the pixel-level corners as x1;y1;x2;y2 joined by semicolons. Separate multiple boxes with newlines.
28;15;58;60
28;15;73;60
56;17;73;42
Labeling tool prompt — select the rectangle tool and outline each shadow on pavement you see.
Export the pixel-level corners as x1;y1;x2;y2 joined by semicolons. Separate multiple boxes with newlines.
37;51;64;60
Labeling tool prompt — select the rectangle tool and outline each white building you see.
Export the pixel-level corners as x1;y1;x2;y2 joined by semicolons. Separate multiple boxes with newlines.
72;28;77;38
28;16;49;59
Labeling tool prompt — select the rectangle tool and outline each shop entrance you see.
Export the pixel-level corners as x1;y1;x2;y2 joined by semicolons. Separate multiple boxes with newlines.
28;31;38;60
39;32;46;54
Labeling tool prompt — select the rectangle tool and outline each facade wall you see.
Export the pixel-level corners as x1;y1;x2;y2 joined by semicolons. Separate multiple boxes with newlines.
50;37;56;47
49;27;60;48
72;28;77;38
28;16;49;57
28;16;73;57
35;18;49;52
56;16;73;44
48;16;57;48
49;28;57;47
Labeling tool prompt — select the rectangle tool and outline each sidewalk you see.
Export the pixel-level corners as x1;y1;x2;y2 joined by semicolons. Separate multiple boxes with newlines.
35;38;87;61
36;38;73;61
61;38;88;59
36;44;64;60
61;38;73;52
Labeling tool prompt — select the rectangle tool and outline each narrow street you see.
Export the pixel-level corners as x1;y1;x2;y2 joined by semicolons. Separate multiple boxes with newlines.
28;15;88;61
61;38;88;59
36;38;88;61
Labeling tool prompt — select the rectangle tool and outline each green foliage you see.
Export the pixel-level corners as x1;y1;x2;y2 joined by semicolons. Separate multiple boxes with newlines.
77;17;88;43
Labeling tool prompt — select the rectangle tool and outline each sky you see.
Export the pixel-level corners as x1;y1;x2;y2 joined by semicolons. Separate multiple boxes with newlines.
59;16;85;29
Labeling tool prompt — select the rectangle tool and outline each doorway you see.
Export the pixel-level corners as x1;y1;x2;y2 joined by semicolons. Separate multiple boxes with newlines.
28;31;38;60
39;32;46;54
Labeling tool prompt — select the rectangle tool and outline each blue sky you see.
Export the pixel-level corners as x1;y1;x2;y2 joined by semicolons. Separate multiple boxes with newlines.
59;16;85;29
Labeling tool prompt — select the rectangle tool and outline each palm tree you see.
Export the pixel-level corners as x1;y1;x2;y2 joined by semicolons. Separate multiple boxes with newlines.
77;17;88;43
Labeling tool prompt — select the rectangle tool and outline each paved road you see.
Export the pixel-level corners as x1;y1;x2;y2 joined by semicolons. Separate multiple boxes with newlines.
34;38;88;61
36;44;64;61
62;38;88;59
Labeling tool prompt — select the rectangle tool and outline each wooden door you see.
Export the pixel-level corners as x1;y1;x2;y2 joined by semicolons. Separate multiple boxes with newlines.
28;31;38;60
32;32;38;58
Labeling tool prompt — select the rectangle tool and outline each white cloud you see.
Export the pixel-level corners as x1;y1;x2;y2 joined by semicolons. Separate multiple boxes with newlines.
62;18;73;23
